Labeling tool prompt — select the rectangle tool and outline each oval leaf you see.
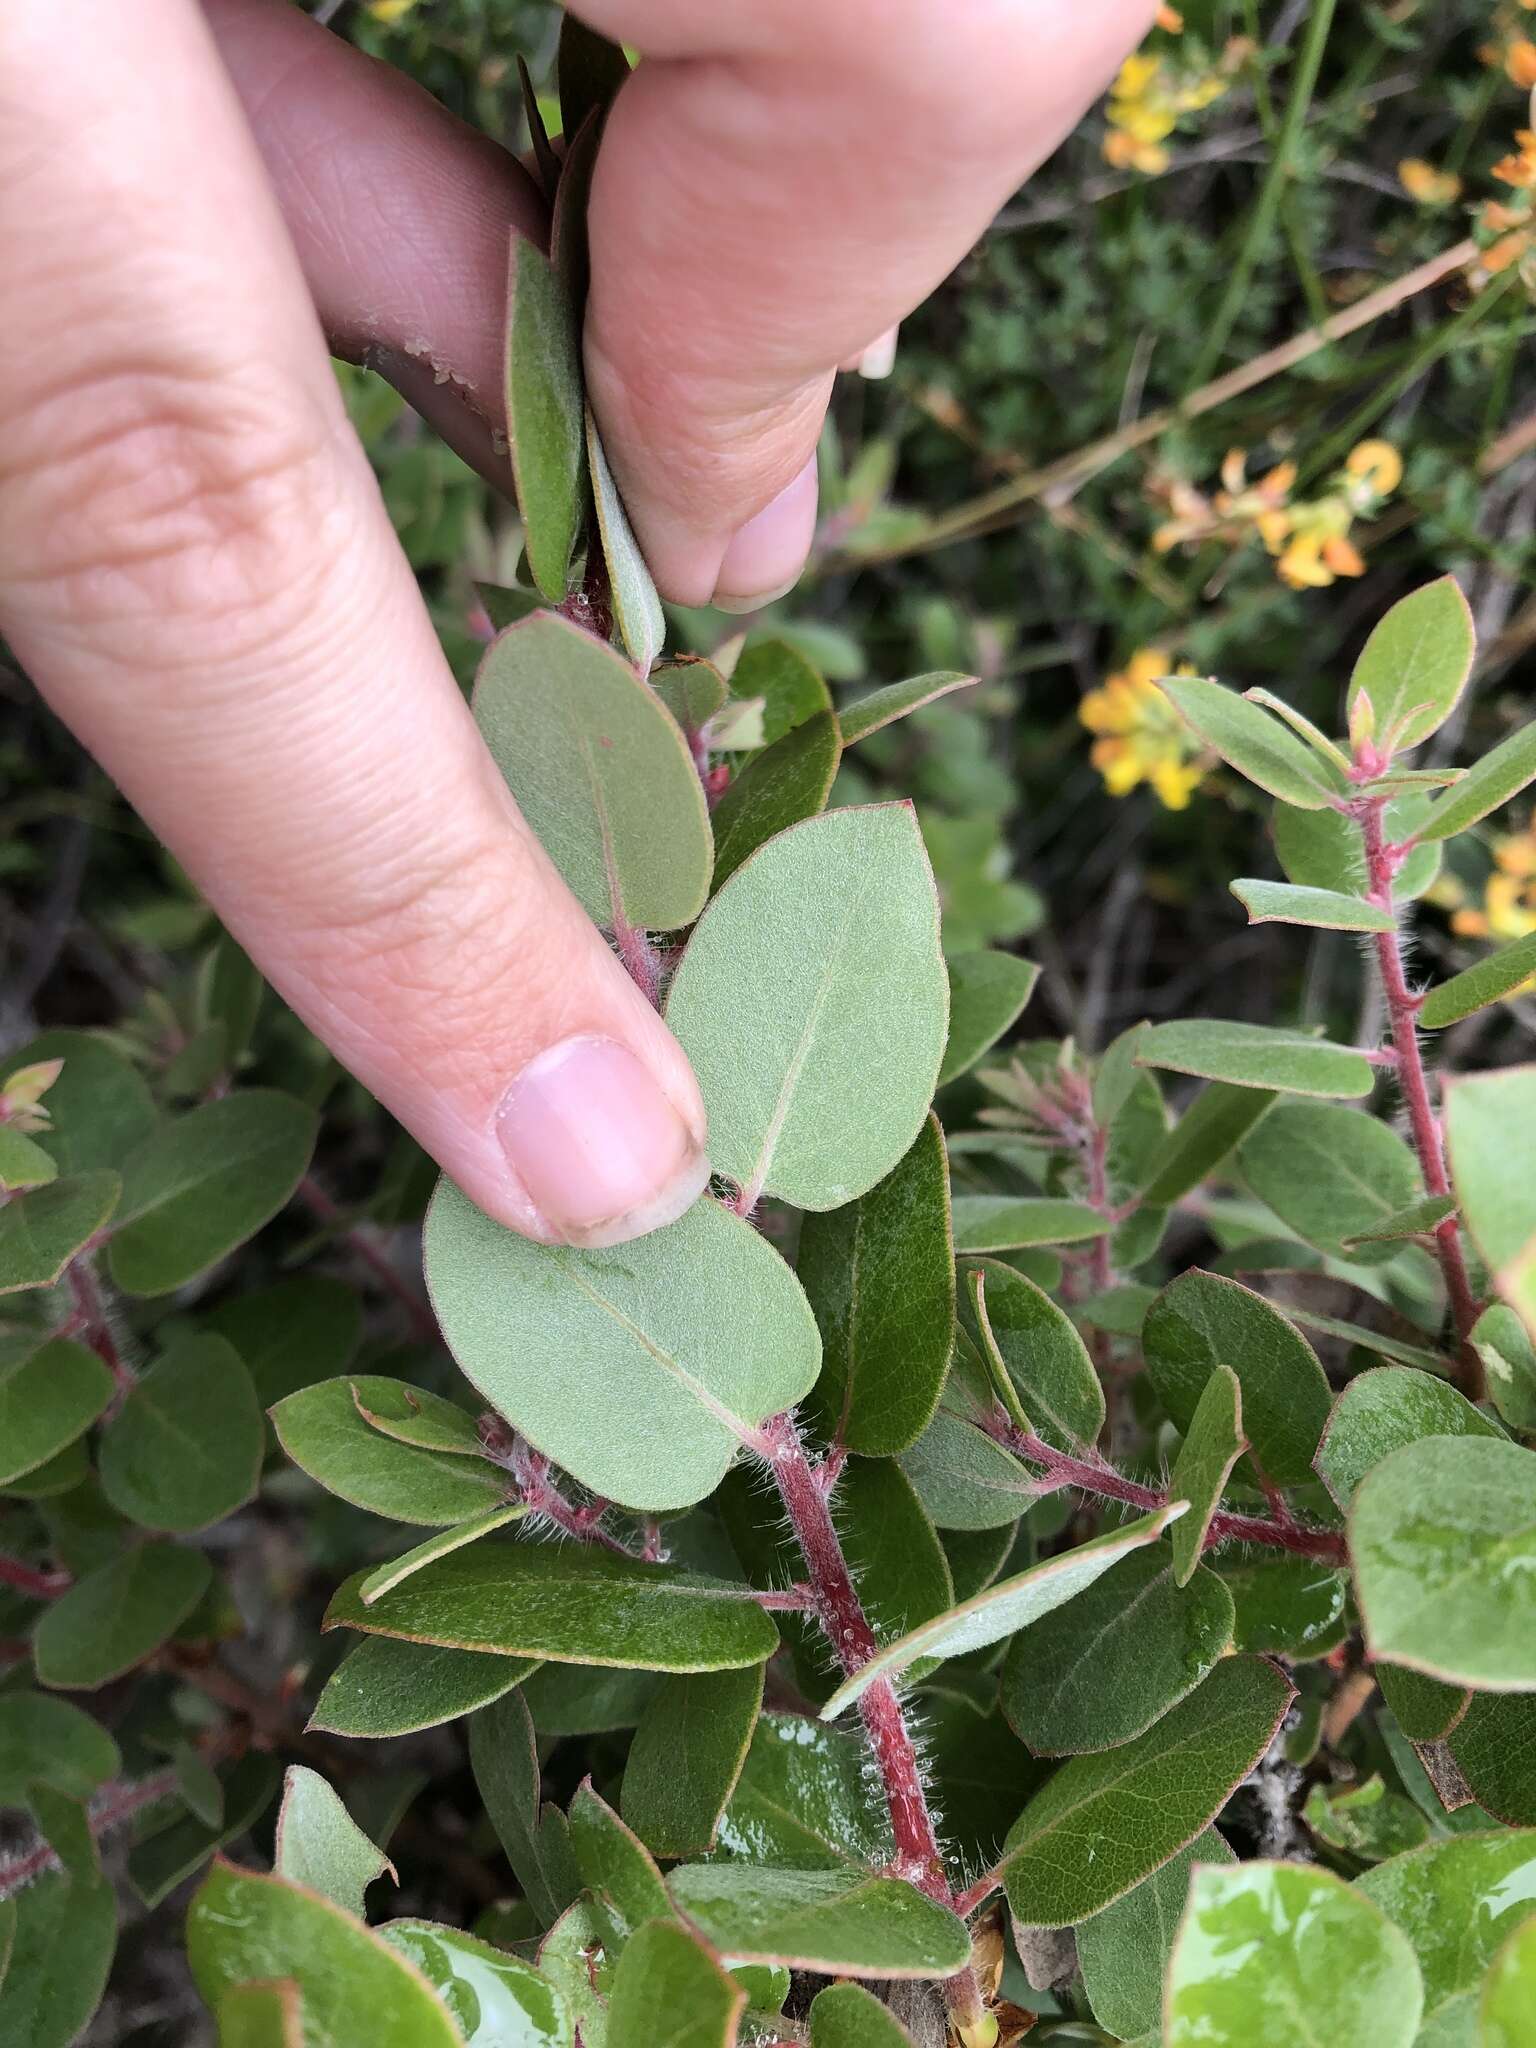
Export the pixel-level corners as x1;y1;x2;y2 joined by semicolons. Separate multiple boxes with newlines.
99;1333;264;1533
0;1337;114;1487
1239;1102;1423;1263
667;1865;969;1980
473;611;712;931
1137;1020;1373;1099
1161;675;1346;808
1347;576;1475;755
505;239;582;602
310;1636;539;1740
1168;1365;1245;1584
710;712;842;888
0;1172;120;1295
1422;932;1536;1029
939;953;1039;1086
1231;878;1396;932
1419;715;1536;841
1357;1830;1536;2041
607;1920;742;2048
1313;1365;1500;1509
33;1543;213;1690
621;1664;764;1858
271;1377;508;1527
425;1185;819;1512
665;805;947;1211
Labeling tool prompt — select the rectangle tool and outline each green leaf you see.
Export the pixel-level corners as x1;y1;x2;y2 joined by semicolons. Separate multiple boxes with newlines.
1144;1270;1332;1487
424;1186;819;1512
1342;1192;1459;1249
1000;1551;1234;1756
1422;933;1536;1029
1000;1656;1294;1926
587;410;664;674
1169;1366;1245;1584
475;581;542;632
799;1116;954;1456
607;1920;744;2048
714;1711;891;1870
33;1542;213;1689
1161;675;1346;808
204;1274;362;1411
950;1196;1107;1251
0;1125;57;1191
359;1508;527;1607
1348;576;1475;755
107;1092;316;1296
1166;1860;1423;2047
275;1766;392;1920
899;1411;1035;1531
0;1871;116;2048
667;1866;969;1980
1140;1084;1276;1208
622;1665;764;1858
837;673;974;746
99;1333;263;1532
1472;1302;1536;1435
271;1376;508;1526
939;953;1039;1086
505;239;582;602
666;806;947;1210
189;1862;461;2047
710;712;841;888
470;1692;573;1930
174;1742;225;1831
1239;1103;1423;1264
810;1982;915;2047
1357;1830;1536;2043
25;1784;98;1884
570;1778;675;1933
0;1691;119;1805
962;1258;1104;1452
473;612;712;931
311;1635;537;1739
327;1542;779;1672
1447;1695;1536;1825
1482;1913;1536;2048
536;1900;614;2048
1217;1555;1348;1660
1303;1775;1431;1862
654;658;727;738
0;1171;120;1294
1273;791;1441;903
1077;1828;1235;2042
0;1337;113;1487
127;1754;283;1909
1314;1365;1500;1509
382;1922;572;2048
1353;1438;1536;1688
520;1662;662;1735
348;1380;487;1457
727;639;832;748
6;1030;155;1173
1136;1020;1373;1099
1378;1664;1470;1744
556;11;629;137
217;1979;303;2047
1231;878;1396;932
1448;1066;1536;1340
821;1506;1182;1717
1419;716;1536;840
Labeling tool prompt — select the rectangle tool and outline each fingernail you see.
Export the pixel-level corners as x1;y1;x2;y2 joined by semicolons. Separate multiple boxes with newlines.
711;456;819;612
857;325;899;380
498;1035;710;1248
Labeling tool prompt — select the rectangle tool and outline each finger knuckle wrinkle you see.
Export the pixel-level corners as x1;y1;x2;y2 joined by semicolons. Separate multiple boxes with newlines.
0;359;351;641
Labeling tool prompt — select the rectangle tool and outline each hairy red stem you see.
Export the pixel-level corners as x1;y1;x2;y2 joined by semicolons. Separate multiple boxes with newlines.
755;1413;949;1897
0;1553;70;1598
0;1767;180;1902
67;1259;133;1391
997;1423;1348;1562
1357;798;1483;1393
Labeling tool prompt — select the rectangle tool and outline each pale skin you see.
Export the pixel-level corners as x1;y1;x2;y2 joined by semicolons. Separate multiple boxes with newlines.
0;0;1153;1247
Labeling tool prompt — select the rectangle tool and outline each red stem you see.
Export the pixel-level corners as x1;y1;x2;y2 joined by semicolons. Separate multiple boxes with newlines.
1357;799;1483;1394
996;1423;1348;1563
67;1260;133;1391
0;1767;179;1902
611;917;662;1008
298;1176;440;1349
0;1553;70;1598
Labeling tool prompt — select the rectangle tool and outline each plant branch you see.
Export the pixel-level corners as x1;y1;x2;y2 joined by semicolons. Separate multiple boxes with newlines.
0;1553;70;1598
66;1258;133;1392
752;1413;949;1898
991;1421;1349;1563
0;1767;180;1903
851;238;1475;565
298;1175;440;1349
1356;797;1483;1392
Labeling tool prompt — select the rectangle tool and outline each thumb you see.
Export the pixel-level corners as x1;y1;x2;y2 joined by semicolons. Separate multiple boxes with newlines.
0;0;707;1250
576;0;1156;607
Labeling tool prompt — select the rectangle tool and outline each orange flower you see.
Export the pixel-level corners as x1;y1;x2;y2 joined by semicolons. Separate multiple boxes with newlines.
1508;38;1536;86
1399;158;1464;207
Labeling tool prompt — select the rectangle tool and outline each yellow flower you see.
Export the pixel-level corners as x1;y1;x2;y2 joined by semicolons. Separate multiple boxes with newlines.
1452;819;1536;948
1508;38;1536;87
1399;158;1464;207
1103;45;1232;176
1345;439;1404;496
367;0;419;19
1081;652;1208;810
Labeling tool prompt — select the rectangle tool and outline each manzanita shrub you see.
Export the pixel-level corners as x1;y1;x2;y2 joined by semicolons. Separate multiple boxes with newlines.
4;19;1536;2048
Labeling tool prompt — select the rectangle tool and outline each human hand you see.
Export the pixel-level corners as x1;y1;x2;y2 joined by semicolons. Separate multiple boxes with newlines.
0;0;1151;1244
